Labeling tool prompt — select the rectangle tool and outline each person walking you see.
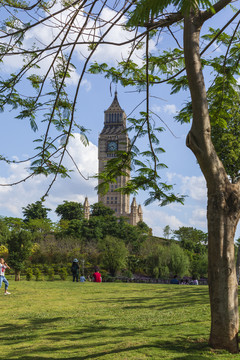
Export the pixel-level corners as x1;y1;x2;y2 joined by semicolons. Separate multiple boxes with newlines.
0;258;11;295
71;259;80;282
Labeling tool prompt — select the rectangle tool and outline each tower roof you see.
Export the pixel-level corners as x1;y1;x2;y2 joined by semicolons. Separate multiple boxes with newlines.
131;197;137;209
83;197;89;207
105;91;123;112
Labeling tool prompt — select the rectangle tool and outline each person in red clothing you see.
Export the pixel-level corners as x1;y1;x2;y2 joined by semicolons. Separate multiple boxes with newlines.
93;267;102;282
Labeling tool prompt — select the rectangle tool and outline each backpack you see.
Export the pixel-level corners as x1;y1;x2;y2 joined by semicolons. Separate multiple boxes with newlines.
71;263;78;274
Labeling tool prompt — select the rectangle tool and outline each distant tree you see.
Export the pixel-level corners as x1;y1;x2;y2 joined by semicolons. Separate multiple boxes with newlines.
22;201;51;222
99;235;128;276
55;201;84;221
173;227;208;254
117;218;149;253
60;219;83;239
80;217;104;242
0;244;8;258
7;230;33;281
145;246;170;279
190;253;208;279
141;238;190;278
90;202;115;217
136;221;151;235
163;225;171;239
168;243;190;278
26;218;53;242
140;238;170;278
0;217;10;245
3;217;25;231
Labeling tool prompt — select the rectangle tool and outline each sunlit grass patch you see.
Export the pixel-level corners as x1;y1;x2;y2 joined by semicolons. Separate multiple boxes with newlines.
0;280;238;359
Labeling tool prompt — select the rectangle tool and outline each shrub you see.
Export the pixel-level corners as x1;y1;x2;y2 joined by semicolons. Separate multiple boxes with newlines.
47;267;55;281
26;268;33;281
34;268;43;281
59;267;68;280
121;269;133;279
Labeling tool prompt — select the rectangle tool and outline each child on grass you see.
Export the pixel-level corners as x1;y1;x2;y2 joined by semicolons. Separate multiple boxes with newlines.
0;258;11;295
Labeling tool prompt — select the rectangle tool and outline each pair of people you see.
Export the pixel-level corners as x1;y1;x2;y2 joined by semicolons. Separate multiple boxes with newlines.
0;258;11;295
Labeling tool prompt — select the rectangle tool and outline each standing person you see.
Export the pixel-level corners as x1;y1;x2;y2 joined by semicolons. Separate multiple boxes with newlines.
0;258;11;295
93;267;102;282
71;259;80;282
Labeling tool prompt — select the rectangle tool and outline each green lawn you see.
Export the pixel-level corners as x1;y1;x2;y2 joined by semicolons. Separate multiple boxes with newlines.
0;278;239;360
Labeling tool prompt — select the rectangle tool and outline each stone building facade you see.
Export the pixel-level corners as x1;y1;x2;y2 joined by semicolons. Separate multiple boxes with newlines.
84;92;143;226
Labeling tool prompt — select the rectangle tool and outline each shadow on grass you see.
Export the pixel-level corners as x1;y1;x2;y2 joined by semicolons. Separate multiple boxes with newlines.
6;337;212;360
85;286;210;312
2;316;214;360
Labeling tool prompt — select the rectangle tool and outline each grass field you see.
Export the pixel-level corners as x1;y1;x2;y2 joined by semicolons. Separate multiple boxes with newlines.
0;278;239;360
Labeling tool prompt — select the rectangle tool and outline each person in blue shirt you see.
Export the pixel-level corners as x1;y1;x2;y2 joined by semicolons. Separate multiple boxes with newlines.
170;275;179;284
80;274;86;282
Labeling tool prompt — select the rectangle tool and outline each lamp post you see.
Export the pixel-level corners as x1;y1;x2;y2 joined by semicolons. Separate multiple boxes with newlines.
81;259;85;276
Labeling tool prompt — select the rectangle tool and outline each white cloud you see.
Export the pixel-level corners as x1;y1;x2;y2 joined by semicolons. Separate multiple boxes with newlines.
164;104;178;115
1;2;157;79
189;208;207;228
138;173;208;237
167;173;207;202
151;105;162;113
80;79;92;92
143;207;184;237
0;135;98;219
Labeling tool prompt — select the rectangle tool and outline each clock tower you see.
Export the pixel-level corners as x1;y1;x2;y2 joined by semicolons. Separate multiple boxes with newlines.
98;91;130;216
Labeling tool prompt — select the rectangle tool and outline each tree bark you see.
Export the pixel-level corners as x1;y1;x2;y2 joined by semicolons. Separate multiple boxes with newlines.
208;186;240;352
184;10;240;353
15;270;20;281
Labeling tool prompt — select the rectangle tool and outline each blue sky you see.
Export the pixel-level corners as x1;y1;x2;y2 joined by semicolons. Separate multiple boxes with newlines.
0;1;239;239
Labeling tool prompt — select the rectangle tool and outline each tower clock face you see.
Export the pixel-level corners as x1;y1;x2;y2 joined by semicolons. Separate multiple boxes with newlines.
107;141;118;151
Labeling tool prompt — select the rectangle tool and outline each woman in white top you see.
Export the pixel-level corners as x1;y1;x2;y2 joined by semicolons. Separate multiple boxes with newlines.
0;258;11;295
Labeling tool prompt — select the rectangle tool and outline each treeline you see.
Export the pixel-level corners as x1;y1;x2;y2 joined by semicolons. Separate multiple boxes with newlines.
0;200;208;281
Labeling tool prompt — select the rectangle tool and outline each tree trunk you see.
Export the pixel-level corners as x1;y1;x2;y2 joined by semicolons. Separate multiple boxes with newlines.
208;187;239;353
15;270;20;281
183;10;240;353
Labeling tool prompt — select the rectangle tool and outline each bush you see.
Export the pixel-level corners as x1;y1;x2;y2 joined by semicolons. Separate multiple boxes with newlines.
25;268;33;281
34;268;43;281
47;267;55;281
59;267;68;280
121;269;133;279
